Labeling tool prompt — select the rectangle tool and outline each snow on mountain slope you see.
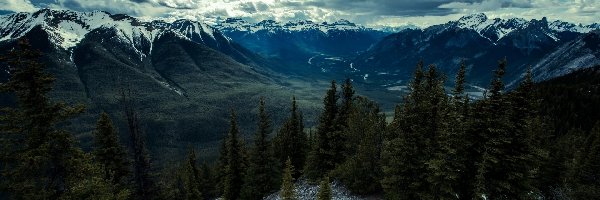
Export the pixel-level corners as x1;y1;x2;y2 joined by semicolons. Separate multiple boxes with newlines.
529;31;600;82
449;13;597;42
214;18;371;34
0;9;223;51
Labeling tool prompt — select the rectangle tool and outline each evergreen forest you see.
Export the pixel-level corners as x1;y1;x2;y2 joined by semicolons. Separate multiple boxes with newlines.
1;39;599;200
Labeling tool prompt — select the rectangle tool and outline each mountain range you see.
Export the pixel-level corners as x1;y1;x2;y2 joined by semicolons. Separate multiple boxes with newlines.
213;18;391;73
351;13;600;93
1;9;599;162
0;9;325;162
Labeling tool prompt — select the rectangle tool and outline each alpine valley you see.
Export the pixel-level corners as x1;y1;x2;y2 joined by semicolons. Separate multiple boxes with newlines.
1;8;599;163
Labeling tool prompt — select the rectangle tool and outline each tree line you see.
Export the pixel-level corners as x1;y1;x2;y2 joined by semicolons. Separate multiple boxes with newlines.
1;39;599;199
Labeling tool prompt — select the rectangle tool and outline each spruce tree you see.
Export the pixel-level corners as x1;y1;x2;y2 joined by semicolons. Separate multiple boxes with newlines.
222;110;244;200
382;62;444;199
427;61;469;199
305;80;339;181
273;97;306;177
335;78;354;158
281;158;297;200
0;39;86;199
241;97;278;200
475;58;534;199
183;148;202;200
333;96;384;195
317;177;332;200
93;112;130;185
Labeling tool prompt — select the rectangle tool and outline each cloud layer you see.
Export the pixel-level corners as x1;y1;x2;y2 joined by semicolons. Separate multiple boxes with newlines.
2;0;599;28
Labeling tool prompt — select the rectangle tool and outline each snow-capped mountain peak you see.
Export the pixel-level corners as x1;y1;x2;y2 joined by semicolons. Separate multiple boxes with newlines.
0;9;222;51
214;18;370;34
449;13;598;42
457;13;489;28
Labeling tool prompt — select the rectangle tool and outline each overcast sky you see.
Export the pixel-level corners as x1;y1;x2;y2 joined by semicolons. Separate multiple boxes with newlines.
1;0;599;27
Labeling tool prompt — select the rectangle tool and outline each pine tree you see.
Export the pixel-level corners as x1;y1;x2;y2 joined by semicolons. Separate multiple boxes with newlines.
382;62;445;199
183;148;202;200
475;58;535;199
335;78;354;157
317;177;332;200
0;39;86;199
450;61;477;199
281;158;297;200
222;110;244;200
333;96;384;195
427;61;469;199
241;97;278;200
273;97;306;177
305;80;339;181
93;112;130;185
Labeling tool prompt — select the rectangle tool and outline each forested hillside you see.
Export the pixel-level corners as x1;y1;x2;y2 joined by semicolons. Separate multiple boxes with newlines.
1;39;598;199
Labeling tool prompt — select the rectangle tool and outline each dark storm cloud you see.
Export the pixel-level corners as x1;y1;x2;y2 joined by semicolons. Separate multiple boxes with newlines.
13;0;599;27
280;0;475;16
281;0;537;16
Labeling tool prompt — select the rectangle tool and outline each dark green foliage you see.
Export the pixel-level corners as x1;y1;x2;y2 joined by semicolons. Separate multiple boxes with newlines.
0;39;86;199
567;123;600;198
335;78;354;159
382;62;448;199
221;110;245;200
93;112;130;185
317;177;332;200
241;97;278;200
61;153;131;200
273;97;307;178
474;59;539;199
336;78;354;131
182;148;203;200
281;158;297;200
536;65;600;136
199;162;216;199
427;61;469;200
305;81;339;181
333;96;384;195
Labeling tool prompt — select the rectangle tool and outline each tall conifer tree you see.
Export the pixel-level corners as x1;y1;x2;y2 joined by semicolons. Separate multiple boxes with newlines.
382;61;446;199
281;158;297;200
334;96;384;195
305;81;339;181
273;97;306;177
0;39;86;199
241;97;278;200
222;110;244;200
93;112;130;185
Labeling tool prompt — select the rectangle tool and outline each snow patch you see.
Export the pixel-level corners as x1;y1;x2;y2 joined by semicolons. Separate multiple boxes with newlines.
264;179;369;200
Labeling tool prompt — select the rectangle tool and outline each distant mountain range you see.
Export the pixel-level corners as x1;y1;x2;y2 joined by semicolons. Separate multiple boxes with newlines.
351;13;600;91
213;18;391;72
